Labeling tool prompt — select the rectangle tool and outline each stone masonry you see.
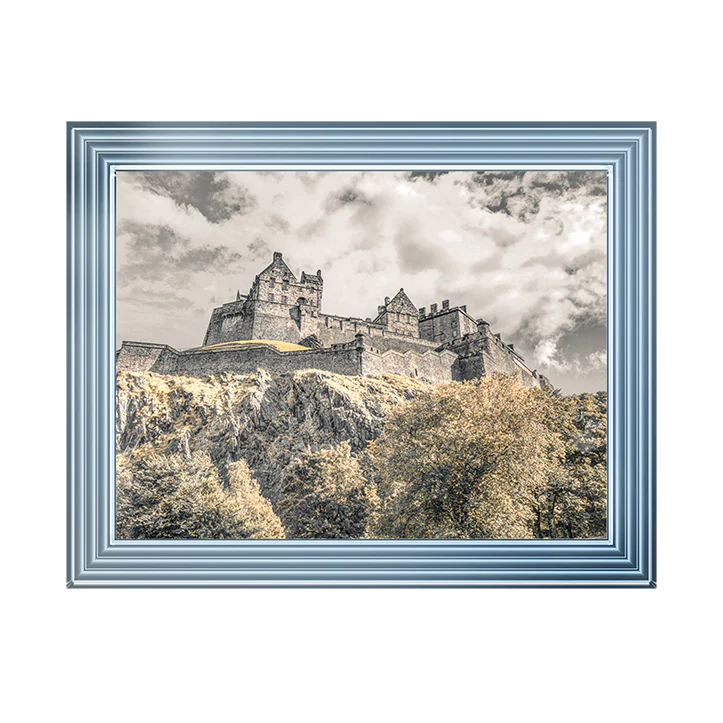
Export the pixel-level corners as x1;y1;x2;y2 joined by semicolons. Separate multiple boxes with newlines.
117;251;553;388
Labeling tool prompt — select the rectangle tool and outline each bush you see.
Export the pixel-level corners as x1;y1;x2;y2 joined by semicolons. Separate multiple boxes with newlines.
278;442;377;538
116;452;284;539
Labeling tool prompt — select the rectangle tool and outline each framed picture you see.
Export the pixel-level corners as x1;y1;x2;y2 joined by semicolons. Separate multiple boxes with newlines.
67;122;655;587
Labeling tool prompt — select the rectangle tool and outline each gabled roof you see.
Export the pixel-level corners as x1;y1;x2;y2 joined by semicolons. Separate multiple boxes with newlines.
385;288;418;314
258;252;298;282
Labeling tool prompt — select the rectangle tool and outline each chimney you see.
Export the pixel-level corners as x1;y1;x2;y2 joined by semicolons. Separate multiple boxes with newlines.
419;307;426;318
273;251;282;261
430;303;438;314
442;299;450;310
461;305;467;312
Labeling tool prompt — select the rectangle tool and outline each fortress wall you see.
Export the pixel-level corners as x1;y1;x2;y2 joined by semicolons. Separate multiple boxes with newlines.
204;300;254;346
447;331;548;388
173;345;361;378
220;309;254;343
203;309;223;346
116;342;179;373
480;336;542;388
250;302;306;343
316;315;438;352
360;348;455;383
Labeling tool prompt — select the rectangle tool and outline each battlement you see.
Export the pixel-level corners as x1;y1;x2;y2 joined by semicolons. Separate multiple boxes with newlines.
418;299;478;345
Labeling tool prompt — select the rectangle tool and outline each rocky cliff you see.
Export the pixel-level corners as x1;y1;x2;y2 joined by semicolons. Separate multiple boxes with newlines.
116;368;428;502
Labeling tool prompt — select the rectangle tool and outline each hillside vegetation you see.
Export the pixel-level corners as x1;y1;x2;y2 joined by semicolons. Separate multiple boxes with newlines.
116;369;606;540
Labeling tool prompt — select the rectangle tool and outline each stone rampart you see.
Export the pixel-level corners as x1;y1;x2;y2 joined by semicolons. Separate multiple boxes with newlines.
116;342;179;373
359;347;456;383
116;338;459;383
175;345;362;377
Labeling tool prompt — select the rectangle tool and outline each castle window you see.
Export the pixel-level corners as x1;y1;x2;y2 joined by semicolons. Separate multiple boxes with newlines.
282;281;288;290
396;312;400;321
281;296;287;305
269;279;275;288
268;293;274;302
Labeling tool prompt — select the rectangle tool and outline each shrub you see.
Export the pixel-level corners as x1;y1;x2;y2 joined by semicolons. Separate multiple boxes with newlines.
116;452;284;539
278;442;377;538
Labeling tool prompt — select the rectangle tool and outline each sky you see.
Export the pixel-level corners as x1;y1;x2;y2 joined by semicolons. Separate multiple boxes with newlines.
116;170;607;394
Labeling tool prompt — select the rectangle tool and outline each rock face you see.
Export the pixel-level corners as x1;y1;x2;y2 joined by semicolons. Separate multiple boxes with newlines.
116;368;428;503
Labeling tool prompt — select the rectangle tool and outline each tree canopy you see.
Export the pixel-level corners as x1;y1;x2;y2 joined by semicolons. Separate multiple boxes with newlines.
278;442;377;538
364;377;607;540
116;452;285;539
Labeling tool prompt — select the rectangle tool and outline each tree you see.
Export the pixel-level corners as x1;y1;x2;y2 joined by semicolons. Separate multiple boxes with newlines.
365;375;569;539
525;391;607;538
116;452;285;539
278;442;377;538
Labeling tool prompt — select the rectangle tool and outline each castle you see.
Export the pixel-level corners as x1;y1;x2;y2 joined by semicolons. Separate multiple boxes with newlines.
117;251;553;388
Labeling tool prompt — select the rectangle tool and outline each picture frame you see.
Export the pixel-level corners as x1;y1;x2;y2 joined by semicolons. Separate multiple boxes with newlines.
67;121;655;587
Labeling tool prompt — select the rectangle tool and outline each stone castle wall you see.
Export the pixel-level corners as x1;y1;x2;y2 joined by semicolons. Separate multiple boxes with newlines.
175;345;362;378
116;342;179;373
314;315;438;353
117;341;362;377
444;327;552;389
360;346;456;383
116;339;457;383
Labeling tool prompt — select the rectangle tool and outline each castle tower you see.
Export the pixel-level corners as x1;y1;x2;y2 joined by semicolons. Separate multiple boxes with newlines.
202;252;327;346
418;299;478;345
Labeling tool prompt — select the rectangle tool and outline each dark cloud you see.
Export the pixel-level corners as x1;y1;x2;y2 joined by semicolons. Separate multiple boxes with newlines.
324;185;374;213
266;214;290;232
126;171;256;223
463;170;607;223
407;171;450;183
118;222;244;287
247;236;270;257
394;223;452;273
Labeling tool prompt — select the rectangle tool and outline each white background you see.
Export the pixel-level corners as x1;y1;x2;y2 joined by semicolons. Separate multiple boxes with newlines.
1;1;720;721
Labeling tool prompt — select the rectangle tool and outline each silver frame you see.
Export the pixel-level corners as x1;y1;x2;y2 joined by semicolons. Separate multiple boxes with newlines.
67;122;655;587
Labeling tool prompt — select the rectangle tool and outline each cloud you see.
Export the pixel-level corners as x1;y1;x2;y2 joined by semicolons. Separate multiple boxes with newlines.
116;170;608;391
127;171;256;223
118;285;200;312
118;222;244;288
534;339;607;378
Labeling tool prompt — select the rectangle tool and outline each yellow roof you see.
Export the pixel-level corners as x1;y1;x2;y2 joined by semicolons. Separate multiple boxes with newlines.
196;339;311;352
